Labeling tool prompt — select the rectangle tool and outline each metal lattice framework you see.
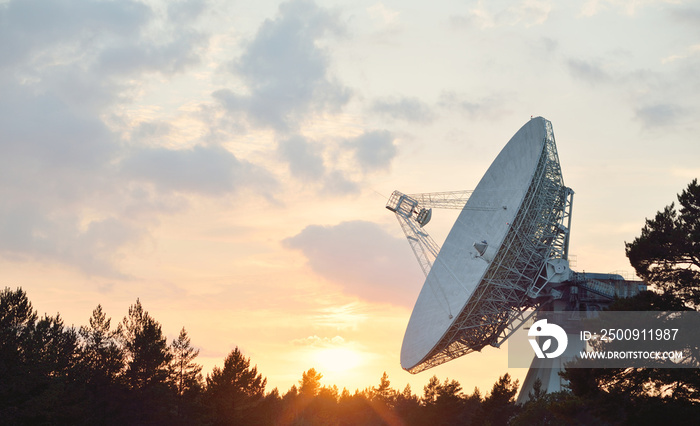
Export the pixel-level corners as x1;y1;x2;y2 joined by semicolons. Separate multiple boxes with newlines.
386;190;498;277
407;190;473;210
389;120;575;373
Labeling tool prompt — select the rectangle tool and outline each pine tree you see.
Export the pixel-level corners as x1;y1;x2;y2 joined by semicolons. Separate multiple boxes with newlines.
169;327;203;396
478;373;519;426
80;304;124;383
626;178;700;307
0;288;85;423
299;367;322;398
120;299;175;424
206;347;266;425
121;299;172;390
373;371;396;407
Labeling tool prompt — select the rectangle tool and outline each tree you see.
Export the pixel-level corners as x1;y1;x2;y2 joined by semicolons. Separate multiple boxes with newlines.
394;383;420;424
299;367;323;398
80;304;124;383
626;178;700;308
120;299;175;424
510;391;602;426
121;299;172;390
421;376;467;425
0;287;38;384
169;327;204;423
169;327;203;396
205;347;266;425
373;371;396;407
528;377;546;402
477;373;519;426
560;180;700;422
421;375;441;406
0;288;85;423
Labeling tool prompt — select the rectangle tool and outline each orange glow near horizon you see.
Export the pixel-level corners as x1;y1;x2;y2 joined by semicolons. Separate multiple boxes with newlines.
313;346;364;375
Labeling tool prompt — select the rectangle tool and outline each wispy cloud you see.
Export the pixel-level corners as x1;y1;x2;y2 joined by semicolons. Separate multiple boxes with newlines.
661;44;700;64
214;0;351;132
438;91;511;120
346;130;397;174
0;0;269;278
278;135;327;182
580;0;683;17
566;58;612;85
283;221;420;307
370;97;435;123
291;335;346;346
634;103;686;128
121;144;277;196
451;0;552;29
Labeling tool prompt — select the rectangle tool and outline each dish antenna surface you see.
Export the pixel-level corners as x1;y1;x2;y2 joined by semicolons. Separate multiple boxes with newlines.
387;117;574;373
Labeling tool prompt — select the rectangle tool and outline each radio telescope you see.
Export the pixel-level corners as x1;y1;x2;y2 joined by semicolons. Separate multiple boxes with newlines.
386;117;643;391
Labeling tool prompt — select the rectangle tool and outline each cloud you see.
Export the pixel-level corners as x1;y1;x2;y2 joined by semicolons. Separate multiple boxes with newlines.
122;144;277;196
167;0;207;24
580;0;680;17
321;170;360;196
0;90;106;161
283;221;420;307
668;6;700;28
540;37;559;54
276;131;395;194
438;92;510;120
566;58;612;85
277;135;326;181
291;335;345;346
346;130;397;173
634;104;685;128
370;97;435;123
367;3;400;26
0;83;117;203
95;31;206;76
0;204;143;278
450;0;552;29
661;44;700;64
0;0;272;278
214;0;351;132
276;134;359;195
0;0;151;69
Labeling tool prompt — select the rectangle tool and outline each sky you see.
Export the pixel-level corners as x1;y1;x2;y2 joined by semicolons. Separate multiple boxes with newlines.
2;0;699;396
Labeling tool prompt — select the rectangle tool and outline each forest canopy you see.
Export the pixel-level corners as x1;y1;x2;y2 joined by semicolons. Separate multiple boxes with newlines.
0;287;519;425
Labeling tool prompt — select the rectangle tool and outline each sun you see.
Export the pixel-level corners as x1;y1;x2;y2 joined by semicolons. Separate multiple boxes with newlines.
313;346;363;375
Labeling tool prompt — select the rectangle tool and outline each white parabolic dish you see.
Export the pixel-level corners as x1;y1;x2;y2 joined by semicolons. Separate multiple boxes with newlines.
401;117;569;372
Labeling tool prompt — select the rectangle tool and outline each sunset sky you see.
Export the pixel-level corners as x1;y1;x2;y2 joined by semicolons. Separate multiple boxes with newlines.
2;0;699;396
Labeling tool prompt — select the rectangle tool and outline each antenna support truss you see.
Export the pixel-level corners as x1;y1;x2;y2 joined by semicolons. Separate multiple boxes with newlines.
386;190;498;278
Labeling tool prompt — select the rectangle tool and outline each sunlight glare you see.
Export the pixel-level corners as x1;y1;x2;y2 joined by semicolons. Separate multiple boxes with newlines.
313;346;363;374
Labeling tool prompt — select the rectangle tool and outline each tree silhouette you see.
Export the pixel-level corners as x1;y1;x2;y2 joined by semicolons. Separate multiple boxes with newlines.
206;347;266;425
121;299;172;390
422;375;441;406
558;179;700;422
373;371;396;407
626;178;700;308
80;304;124;383
0;287;38;396
394;383;420;424
120;299;174;423
0;288;85;423
169;327;204;423
299;367;323;398
169;327;203;396
477;373;519;426
421;376;469;425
